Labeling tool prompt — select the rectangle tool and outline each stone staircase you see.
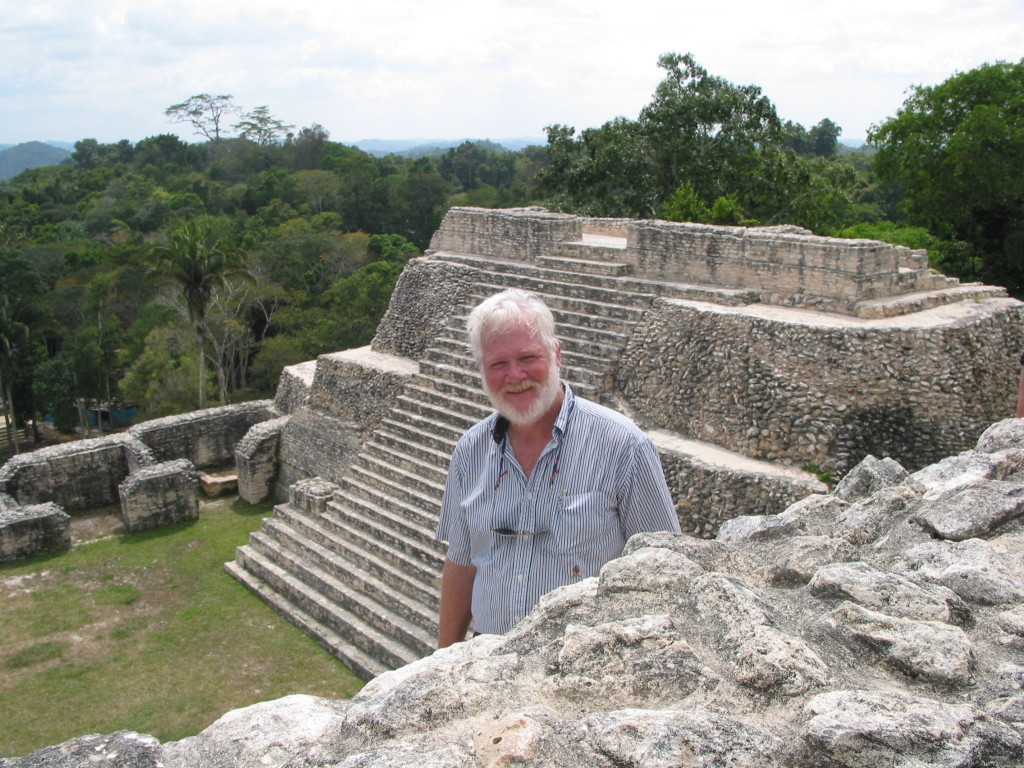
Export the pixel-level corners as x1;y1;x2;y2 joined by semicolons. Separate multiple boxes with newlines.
227;247;674;678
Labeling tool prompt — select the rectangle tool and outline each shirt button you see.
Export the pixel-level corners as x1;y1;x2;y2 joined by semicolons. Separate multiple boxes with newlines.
527;492;533;499
517;575;523;581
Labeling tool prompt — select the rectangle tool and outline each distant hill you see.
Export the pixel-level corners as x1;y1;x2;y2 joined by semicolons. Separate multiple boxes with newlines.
0;141;71;179
354;137;545;158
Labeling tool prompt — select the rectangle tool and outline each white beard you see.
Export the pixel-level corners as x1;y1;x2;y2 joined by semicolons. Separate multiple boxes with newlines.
486;371;562;427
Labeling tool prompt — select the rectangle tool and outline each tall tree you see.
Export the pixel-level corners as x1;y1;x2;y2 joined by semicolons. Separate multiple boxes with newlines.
640;52;781;206
0;294;30;453
233;106;294;147
165;94;239;142
869;59;1024;294
0;252;48;453
147;217;249;409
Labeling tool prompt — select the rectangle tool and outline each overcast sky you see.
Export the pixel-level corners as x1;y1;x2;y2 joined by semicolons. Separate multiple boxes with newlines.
2;0;1023;148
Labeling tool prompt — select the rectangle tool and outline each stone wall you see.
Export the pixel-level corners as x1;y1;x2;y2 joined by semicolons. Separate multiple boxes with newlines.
129;401;276;469
274;408;361;495
0;503;70;563
306;348;419;441
0;434;151;512
235;416;289;504
617;296;1024;475
371;257;478;360
429;207;969;315
428;206;583;264
118;459;200;532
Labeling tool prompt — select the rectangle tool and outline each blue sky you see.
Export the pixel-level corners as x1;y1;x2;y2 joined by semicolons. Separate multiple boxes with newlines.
2;0;1022;147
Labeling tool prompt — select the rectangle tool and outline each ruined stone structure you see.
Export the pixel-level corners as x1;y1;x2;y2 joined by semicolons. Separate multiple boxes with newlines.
0;401;276;561
224;206;1024;680
7;418;1024;767
5;207;1024;766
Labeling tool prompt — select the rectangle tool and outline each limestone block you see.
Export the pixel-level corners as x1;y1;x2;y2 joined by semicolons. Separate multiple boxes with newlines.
799;690;1022;768
307;347;418;438
809;561;972;626
550;615;713;706
833;484;921;545
818;602;974;686
129;401;275;470
763;535;858;587
976;417;1024;454
234;416;288;504
118;459;199;532
273;360;315;414
0;731;162;768
198;472;237;497
913;479;1024;541
160;695;347;768
0;502;71;563
897;539;1024;606
690;572;829;696
910;447;1024;496
0;435;133;511
583;709;785;767
832;455;909;502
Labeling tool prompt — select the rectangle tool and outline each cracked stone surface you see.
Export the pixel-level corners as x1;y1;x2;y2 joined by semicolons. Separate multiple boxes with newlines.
6;419;1024;767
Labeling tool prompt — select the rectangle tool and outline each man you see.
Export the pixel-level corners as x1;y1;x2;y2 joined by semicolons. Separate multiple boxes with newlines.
436;288;680;647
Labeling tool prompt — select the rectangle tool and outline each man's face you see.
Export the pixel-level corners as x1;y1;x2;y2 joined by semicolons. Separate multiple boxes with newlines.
481;321;562;427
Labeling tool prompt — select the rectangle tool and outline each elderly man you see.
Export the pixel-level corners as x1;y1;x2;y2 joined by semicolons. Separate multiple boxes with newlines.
436;288;680;647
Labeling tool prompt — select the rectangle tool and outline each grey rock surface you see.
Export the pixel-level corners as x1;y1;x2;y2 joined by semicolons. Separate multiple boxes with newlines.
7;419;1024;767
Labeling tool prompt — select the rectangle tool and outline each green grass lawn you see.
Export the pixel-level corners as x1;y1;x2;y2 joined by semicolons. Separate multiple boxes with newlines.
0;497;364;759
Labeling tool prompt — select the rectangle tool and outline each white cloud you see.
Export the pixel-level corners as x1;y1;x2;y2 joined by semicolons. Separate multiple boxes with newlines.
1;0;1021;145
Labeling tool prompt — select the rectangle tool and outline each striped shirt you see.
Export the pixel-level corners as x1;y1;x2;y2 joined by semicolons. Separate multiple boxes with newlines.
436;383;680;635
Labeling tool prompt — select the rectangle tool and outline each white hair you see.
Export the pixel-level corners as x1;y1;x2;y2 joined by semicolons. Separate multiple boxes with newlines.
466;289;558;368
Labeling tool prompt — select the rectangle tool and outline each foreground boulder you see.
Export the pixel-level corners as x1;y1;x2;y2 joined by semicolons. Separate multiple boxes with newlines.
6;419;1024;767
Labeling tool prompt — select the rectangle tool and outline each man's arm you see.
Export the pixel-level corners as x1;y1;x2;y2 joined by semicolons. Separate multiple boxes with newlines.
437;558;477;648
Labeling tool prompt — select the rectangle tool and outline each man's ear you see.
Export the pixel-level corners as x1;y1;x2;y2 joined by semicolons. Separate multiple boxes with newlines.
554;340;562;366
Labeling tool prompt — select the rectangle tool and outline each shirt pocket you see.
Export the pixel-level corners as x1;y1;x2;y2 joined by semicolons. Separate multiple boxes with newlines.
548;491;617;555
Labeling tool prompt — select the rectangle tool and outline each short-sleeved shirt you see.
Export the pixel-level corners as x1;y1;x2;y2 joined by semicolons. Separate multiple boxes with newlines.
435;383;680;634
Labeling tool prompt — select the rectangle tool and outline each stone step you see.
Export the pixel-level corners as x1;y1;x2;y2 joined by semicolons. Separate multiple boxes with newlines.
442;252;649;299
852;284;1008;319
339;462;444;536
256;517;437;650
315;494;443;589
356;447;448;500
410;372;491;409
424;346;607;392
382;403;466;444
402;382;493;423
418;359;484;392
378;413;460;456
535;254;634;276
225;560;388;679
395;386;484;431
432;329;623;370
232;544;420;673
341;464;444;524
273;503;440;610
468;281;649;323
449;250;758;308
370;427;453;473
327;484;445;575
439;315;631;351
362;437;449;479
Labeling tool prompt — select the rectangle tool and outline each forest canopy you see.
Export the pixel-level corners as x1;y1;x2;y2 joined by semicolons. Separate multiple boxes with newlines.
2;54;1021;454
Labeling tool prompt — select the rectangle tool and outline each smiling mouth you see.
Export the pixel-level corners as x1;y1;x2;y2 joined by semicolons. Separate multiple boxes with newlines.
502;383;537;395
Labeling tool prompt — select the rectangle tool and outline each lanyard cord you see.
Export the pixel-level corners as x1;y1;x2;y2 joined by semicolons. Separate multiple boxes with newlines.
493;390;575;490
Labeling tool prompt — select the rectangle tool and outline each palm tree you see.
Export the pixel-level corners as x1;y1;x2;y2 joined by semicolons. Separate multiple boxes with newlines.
148;218;250;410
0;294;30;454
